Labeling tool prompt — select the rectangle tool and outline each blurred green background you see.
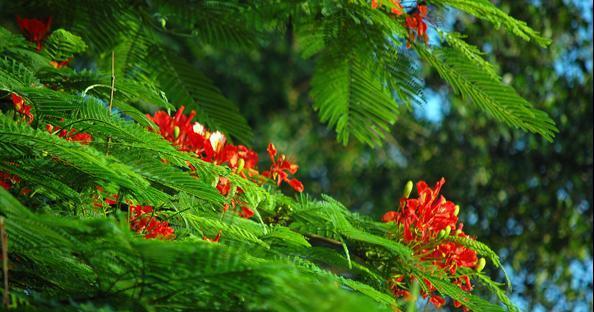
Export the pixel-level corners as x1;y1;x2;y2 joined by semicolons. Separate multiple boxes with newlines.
195;0;593;310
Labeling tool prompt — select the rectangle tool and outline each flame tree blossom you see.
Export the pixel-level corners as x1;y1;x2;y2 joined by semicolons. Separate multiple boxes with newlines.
371;0;404;15
405;3;429;48
147;107;304;219
46;124;93;144
16;16;52;51
94;187;175;240
382;178;484;310
129;205;175;240
370;1;429;48
262;143;304;192
10;93;33;124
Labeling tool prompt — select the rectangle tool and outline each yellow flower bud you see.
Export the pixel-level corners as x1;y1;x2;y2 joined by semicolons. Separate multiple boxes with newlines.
402;180;414;198
444;225;451;237
476;258;486;272
237;158;245;173
174;126;180;139
438;229;446;239
454;205;460;216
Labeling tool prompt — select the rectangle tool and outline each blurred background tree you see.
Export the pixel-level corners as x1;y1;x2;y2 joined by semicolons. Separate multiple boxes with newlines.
194;0;593;310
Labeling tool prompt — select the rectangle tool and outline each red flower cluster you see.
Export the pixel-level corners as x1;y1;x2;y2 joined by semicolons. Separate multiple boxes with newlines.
203;230;222;243
93;187;175;240
383;178;480;310
371;0;404;15
0;165;31;196
10;94;33;124
405;3;429;48
16;16;75;68
147;107;304;218
50;57;74;69
129;205;175;240
0;171;20;190
217;177;255;218
148;106;261;175
263;143;304;192
46;124;93;144
16;16;52;51
370;1;429;48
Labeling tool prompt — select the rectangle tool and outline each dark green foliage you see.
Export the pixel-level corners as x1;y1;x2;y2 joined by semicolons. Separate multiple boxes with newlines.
2;0;557;146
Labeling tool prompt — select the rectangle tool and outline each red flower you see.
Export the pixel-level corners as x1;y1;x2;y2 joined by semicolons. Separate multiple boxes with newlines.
50;57;73;69
147;108;303;217
16;16;52;51
222;196;256;220
46;124;93;144
382;210;398;223
129;205;175;240
0;180;10;190
148;107;213;157
383;178;478;310
404;4;429;48
0;171;19;190
239;206;255;219
10;93;33;124
216;144;259;178
390;0;404;15
383;178;458;242
262;143;304;192
203;230;222;243
431;241;478;274
388;275;411;299
371;0;403;15
216;177;232;196
429;294;446;308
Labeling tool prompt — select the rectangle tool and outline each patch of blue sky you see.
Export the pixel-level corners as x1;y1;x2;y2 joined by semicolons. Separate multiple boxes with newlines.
412;88;450;123
553;0;593;82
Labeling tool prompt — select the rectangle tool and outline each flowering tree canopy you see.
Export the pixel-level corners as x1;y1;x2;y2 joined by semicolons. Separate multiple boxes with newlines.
0;1;559;311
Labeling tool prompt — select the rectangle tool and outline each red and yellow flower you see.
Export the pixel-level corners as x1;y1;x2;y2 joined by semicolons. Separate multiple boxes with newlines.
46;124;93;144
383;178;479;310
147;107;304;219
129;205;176;240
405;4;429;48
10;93;34;124
262;143;304;192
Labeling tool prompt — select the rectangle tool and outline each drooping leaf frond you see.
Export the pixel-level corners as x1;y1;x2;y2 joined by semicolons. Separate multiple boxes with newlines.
419;47;558;142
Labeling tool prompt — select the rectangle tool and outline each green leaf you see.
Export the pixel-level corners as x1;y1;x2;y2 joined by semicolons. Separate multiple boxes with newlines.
150;48;254;143
311;49;399;147
419;47;558;142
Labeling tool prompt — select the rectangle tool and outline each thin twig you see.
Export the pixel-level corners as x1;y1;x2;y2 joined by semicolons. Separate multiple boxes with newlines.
0;217;9;308
109;51;116;112
305;233;343;246
106;51;116;155
82;84;117;96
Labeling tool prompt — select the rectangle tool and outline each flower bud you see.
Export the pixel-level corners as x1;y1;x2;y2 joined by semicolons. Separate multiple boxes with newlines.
402;180;414;198
438;229;446;239
476;258;486;273
444;225;451;237
454;205;460;216
455;229;462;236
173;126;180;139
237;158;245;172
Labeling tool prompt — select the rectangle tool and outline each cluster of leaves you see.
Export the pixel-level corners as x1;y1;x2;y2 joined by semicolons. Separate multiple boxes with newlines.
3;0;557;147
0;0;557;310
